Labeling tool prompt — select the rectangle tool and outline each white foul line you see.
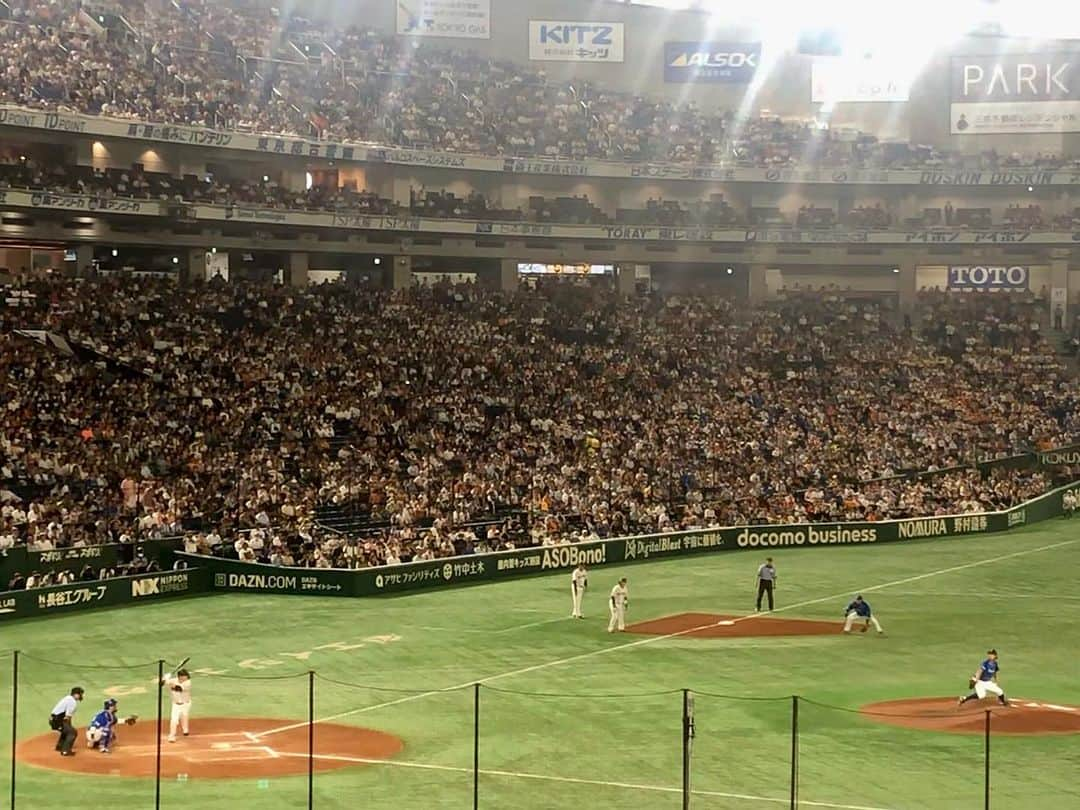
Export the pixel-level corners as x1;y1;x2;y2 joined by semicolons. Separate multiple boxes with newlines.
254;536;1078;739
272;752;895;810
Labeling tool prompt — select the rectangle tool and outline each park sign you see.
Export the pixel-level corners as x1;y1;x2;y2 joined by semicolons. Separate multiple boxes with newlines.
951;51;1080;134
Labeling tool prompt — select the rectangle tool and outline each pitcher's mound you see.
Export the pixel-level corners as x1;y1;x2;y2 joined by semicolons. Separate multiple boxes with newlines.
16;717;404;779
625;612;844;638
861;698;1080;736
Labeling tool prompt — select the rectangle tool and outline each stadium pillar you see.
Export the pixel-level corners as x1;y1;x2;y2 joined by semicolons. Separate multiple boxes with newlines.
1049;249;1069;331
389;255;412;290
747;264;768;305
188;249;207;282
499;259;519;292
897;260;917;314
288;252;310;287
616;264;637;297
74;245;94;277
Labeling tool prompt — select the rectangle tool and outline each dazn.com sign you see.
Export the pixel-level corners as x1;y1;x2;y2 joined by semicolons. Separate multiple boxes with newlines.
948;265;1029;290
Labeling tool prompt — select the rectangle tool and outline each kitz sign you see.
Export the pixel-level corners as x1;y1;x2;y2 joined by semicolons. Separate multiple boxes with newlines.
529;21;624;62
664;42;761;83
947;265;1030;290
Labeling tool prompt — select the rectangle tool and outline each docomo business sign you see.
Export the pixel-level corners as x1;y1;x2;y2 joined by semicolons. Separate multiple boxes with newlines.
947;265;1030;290
664;42;761;83
529;21;625;63
951;52;1080;134
396;0;490;39
736;525;879;547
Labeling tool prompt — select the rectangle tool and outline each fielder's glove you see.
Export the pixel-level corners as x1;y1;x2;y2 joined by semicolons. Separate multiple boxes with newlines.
124;715;138;726
968;678;976;690
172;685;184;693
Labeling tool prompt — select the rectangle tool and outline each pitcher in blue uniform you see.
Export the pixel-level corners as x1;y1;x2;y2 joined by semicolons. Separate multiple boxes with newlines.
958;649;1009;707
86;698;119;753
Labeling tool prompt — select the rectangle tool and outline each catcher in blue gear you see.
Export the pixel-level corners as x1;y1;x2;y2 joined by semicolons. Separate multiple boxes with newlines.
86;698;137;753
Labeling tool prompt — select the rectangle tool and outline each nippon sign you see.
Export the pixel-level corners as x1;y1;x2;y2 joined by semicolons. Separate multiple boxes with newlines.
131;573;190;597
529;21;625;62
664;42;761;83
951;52;1080;134
947;265;1030;290
397;0;490;39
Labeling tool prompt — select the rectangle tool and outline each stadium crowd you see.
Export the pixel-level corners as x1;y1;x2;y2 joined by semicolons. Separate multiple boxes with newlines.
4;0;1080;169
7;158;1080;232
0;276;1074;571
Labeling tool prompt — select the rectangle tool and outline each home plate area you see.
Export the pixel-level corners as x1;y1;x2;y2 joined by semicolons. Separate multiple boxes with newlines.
625;612;845;638
16;717;404;779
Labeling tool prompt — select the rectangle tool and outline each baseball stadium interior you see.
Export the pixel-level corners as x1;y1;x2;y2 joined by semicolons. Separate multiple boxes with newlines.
1;0;1080;807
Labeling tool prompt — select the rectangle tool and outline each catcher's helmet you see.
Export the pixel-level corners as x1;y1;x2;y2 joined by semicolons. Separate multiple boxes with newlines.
104;698;118;709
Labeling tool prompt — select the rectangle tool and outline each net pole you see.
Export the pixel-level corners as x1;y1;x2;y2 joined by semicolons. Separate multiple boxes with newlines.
308;670;315;810
682;689;693;810
156;660;164;810
473;683;480;810
10;650;18;810
789;695;799;810
984;709;991;810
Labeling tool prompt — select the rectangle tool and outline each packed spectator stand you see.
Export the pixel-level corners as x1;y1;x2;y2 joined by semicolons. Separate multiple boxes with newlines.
6;157;1080;232
4;0;1080;170
1;277;1074;577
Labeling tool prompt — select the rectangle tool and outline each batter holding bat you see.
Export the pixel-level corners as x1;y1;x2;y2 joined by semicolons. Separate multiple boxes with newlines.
161;658;193;742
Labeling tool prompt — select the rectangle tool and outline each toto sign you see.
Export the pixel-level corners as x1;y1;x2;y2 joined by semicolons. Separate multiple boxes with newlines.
947;265;1029;290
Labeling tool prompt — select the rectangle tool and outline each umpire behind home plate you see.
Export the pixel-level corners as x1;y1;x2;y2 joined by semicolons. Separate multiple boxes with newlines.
49;686;84;756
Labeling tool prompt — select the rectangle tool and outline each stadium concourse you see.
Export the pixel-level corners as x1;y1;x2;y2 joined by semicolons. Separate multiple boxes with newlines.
1;276;1074;577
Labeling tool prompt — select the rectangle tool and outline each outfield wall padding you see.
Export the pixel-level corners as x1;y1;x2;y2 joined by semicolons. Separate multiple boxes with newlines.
182;482;1079;598
0;568;210;621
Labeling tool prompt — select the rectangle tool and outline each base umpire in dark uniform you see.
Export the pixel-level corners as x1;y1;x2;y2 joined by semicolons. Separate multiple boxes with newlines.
49;686;84;756
756;557;778;611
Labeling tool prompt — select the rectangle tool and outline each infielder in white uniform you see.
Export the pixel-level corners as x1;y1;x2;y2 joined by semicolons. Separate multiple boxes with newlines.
571;564;588;618
161;668;192;742
608;577;628;632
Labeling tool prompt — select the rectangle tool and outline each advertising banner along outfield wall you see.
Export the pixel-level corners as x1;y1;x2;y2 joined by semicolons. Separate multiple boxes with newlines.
183;482;1077;599
0;568;209;622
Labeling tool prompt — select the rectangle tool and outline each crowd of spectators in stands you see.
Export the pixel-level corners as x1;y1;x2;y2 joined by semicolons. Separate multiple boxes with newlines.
1;276;1074;572
5;157;1080;232
5;0;1080;170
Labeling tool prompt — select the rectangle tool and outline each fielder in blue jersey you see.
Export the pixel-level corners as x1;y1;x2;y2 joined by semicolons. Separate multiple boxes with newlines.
86;699;119;753
958;649;1009;706
842;595;884;634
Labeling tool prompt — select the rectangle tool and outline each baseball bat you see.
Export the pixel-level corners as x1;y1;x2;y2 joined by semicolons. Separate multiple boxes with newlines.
169;657;190;676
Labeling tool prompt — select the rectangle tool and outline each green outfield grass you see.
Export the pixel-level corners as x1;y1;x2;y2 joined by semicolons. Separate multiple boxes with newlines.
1;522;1078;809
